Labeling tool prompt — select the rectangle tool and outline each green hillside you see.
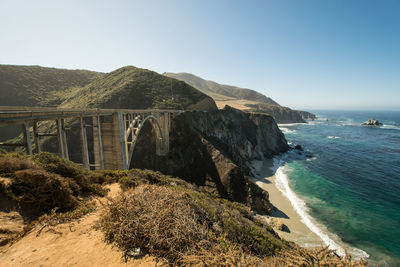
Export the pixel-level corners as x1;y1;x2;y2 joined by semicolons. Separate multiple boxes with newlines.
0;65;103;106
60;66;216;110
164;72;279;105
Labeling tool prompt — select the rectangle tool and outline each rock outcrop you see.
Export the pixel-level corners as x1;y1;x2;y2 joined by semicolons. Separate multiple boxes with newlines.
245;104;316;124
362;118;382;126
131;106;289;213
297;110;317;121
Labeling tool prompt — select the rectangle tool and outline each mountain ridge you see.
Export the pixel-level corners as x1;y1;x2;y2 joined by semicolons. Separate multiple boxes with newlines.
164;72;280;105
164;71;316;123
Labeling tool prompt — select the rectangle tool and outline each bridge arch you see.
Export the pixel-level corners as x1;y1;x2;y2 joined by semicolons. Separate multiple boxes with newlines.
126;114;166;168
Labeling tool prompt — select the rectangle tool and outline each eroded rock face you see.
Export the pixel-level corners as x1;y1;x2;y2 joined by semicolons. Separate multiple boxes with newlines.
362;118;382;126
131;106;289;213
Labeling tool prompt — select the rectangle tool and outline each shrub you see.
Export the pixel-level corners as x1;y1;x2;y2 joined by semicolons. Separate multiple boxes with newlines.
11;169;79;212
264;246;367;266
99;184;211;263
179;245;263;267
31;152;106;196
0;156;39;174
31;152;85;178
98;169;129;184
118;169;171;190
171;185;286;256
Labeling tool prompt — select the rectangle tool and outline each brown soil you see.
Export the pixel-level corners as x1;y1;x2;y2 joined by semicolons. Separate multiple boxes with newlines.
0;184;160;267
215;99;258;110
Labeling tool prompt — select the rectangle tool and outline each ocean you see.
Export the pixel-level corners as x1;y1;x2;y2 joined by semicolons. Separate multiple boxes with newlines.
276;110;400;266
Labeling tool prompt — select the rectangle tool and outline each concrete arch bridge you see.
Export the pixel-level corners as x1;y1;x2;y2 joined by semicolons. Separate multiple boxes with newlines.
0;106;182;170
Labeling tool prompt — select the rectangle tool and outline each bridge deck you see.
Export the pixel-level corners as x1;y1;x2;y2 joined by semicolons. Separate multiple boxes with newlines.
0;106;183;126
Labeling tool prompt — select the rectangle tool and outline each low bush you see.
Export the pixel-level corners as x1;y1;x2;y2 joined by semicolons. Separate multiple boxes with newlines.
179;245;263;267
31;152;107;196
11;169;79;212
99;184;211;263
264;246;367;266
0;156;39;174
98;169;129;184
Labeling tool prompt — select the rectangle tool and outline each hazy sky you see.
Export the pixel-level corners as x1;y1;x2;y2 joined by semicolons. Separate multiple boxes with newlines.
1;0;399;110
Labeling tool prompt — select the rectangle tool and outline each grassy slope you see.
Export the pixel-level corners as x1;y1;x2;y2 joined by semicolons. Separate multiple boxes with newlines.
60;66;215;110
0;65;103;107
164;72;280;106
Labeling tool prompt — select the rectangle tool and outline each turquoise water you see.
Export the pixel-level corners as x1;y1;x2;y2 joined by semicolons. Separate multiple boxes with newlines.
279;110;400;266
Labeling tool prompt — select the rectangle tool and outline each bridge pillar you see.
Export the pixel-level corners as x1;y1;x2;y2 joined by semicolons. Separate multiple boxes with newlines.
156;112;170;156
92;116;104;170
100;112;128;170
22;122;33;155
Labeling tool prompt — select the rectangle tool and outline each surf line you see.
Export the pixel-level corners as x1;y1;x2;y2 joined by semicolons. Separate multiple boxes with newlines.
272;156;369;259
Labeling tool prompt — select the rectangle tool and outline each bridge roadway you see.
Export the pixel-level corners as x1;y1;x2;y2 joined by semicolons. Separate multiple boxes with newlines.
0;106;183;170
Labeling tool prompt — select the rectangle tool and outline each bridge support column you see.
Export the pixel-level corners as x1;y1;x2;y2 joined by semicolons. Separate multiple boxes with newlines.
117;111;128;170
156;112;170;156
33;122;41;153
22;122;33;155
92;116;104;170
56;119;69;159
80;117;90;169
101;112;127;170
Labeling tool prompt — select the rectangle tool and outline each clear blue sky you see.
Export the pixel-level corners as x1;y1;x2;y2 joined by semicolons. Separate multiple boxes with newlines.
1;0;399;110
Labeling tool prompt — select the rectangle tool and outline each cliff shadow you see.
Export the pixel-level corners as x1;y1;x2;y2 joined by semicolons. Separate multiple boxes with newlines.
131;120;230;200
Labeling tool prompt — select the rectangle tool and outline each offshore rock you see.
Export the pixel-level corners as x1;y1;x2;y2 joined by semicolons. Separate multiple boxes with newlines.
362;118;382;126
131;106;289;213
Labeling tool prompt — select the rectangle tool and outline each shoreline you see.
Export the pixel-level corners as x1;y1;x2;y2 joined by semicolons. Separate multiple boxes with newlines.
251;159;325;249
251;157;370;261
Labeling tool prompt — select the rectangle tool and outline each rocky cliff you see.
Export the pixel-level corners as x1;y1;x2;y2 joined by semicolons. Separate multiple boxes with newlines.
245;104;316;123
131;106;289;212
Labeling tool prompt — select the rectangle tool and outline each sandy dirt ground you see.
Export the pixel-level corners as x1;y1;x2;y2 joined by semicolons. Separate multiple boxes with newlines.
0;184;161;267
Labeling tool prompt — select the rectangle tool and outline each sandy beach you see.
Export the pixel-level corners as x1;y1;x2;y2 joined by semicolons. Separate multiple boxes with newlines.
251;159;325;249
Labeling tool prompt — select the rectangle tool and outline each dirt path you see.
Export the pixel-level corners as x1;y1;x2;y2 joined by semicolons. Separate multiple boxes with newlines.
0;184;160;267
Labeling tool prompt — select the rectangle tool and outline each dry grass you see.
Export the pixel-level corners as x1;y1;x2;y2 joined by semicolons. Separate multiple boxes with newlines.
99;184;211;263
179;245;263;267
264;246;368;266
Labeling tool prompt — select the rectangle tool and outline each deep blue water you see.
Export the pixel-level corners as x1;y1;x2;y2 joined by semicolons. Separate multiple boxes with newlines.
279;110;400;266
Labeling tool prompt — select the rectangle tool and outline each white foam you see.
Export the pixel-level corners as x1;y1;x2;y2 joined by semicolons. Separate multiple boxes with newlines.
278;123;303;127
381;124;400;131
272;156;369;260
327;136;341;139
279;127;296;134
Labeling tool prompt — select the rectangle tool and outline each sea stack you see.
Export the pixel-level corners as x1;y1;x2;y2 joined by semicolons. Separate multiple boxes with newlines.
362;118;382;126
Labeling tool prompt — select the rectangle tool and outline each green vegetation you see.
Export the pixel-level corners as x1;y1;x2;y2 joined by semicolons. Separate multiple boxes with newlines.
60;66;215;110
0;64;102;107
0;152;106;213
164;72;280;105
